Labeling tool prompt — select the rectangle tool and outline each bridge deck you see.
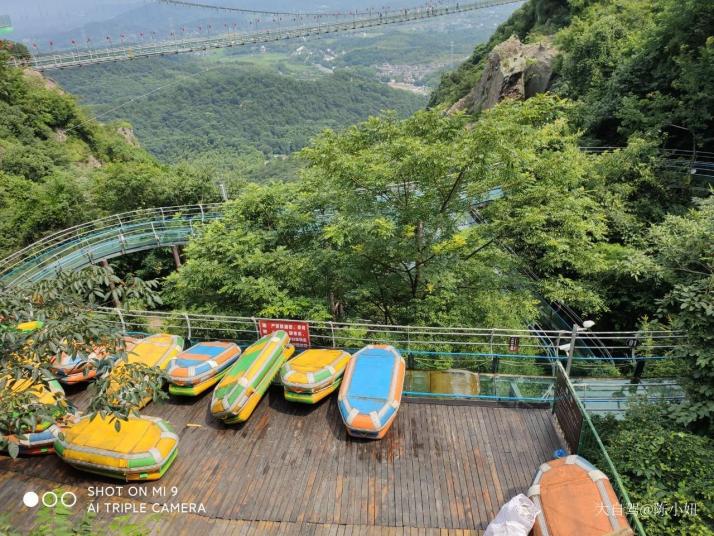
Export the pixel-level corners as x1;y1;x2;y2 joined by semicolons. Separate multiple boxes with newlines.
1;388;564;534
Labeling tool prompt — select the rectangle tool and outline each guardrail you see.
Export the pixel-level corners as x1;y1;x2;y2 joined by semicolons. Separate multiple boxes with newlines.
552;361;646;535
0;204;223;287
99;306;684;364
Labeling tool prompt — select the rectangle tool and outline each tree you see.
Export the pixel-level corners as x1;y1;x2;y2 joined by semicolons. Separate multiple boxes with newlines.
591;402;714;535
633;196;714;431
169;95;626;329
0;266;165;456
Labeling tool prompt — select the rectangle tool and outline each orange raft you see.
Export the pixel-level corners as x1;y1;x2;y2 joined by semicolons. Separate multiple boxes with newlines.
528;455;633;536
50;336;140;385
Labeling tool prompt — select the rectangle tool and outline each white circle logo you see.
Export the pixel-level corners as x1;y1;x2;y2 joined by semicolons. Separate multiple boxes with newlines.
22;491;39;508
38;491;77;508
41;492;58;508
61;491;77;508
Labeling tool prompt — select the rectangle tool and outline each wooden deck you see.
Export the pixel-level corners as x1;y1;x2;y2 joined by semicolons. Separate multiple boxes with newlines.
0;388;564;534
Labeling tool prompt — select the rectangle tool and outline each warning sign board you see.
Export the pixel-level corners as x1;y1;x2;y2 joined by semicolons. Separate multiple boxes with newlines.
258;319;311;348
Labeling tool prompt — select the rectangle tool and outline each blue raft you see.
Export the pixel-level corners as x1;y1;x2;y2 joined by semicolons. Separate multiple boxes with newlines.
337;344;405;439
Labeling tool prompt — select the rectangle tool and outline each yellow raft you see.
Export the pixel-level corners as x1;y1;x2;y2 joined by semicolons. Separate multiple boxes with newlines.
0;376;65;455
108;333;183;410
281;349;351;404
124;333;183;369
55;415;178;481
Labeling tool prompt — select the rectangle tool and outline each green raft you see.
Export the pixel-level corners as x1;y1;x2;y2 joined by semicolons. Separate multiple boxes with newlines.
210;331;293;423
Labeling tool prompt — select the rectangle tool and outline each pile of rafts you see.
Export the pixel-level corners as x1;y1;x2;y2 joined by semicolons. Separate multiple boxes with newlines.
211;331;294;423
49;336;140;385
107;333;183;410
281;349;351;403
55;414;178;481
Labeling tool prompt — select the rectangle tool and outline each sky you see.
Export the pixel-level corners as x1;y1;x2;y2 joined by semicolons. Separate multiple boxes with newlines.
2;0;145;38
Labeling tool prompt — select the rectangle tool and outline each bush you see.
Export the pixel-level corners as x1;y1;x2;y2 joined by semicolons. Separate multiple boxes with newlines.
591;403;714;535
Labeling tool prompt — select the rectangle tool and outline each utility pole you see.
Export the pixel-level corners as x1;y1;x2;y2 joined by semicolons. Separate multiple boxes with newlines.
558;320;595;376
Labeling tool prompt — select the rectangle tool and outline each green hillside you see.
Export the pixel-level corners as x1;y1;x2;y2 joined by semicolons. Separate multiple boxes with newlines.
0;53;222;258
51;57;426;162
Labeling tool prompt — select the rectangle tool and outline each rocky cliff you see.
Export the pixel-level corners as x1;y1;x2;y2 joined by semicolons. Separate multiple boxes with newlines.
448;36;557;115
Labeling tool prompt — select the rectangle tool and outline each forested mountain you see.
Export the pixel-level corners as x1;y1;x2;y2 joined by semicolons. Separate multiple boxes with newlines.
0;55;223;258
431;0;714;151
52;58;425;162
423;2;713;531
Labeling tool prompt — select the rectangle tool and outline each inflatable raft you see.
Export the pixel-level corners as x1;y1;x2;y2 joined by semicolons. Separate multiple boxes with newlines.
338;344;405;439
528;455;633;536
167;341;242;396
16;320;43;332
124;333;183;369
108;333;183;410
0;376;65;455
281;349;351;404
50;336;140;385
55;415;178;481
211;331;294;424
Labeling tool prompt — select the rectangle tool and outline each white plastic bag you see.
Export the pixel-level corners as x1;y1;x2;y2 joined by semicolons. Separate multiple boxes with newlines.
484;494;539;536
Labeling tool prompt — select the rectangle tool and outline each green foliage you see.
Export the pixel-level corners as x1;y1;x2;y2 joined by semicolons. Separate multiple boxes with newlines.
165;181;333;320
51;59;426;163
555;0;714;149
630;197;714;430
167;95;633;329
0;266;164;455
0;41;30;61
0;496;150;535
591;403;714;535
0;54;225;259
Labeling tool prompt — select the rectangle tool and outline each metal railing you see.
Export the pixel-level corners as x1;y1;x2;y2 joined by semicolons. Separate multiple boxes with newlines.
0;204;223;287
553;362;646;535
12;0;522;71
98;306;684;361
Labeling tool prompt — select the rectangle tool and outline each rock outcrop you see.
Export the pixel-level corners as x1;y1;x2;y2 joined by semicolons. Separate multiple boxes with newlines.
116;126;139;147
22;68;64;94
449;36;557;115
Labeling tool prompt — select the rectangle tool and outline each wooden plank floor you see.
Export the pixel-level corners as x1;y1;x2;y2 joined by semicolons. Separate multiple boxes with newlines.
0;387;564;534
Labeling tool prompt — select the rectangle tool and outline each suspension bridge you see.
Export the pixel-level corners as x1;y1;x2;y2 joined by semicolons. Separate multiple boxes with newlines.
11;0;522;71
